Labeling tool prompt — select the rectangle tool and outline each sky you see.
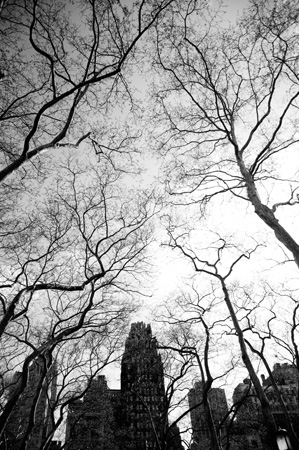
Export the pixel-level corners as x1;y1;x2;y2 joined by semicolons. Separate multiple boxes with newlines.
31;0;298;394
96;3;299;416
99;0;298;362
222;0;250;19
3;0;299;445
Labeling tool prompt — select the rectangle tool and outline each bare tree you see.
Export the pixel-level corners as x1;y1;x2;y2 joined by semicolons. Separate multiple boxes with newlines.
236;285;299;447
0;1;175;447
0;0;173;183
153;0;299;268
258;285;299;373
149;2;299;447
1;330;122;450
0;156;156;446
162;227;289;449
155;287;239;450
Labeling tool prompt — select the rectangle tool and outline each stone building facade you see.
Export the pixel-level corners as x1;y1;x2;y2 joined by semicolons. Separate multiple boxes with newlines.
230;378;264;450
188;381;229;450
189;363;299;450
0;354;57;450
230;364;299;449
65;322;183;450
262;363;299;438
65;375;120;450
120;322;167;450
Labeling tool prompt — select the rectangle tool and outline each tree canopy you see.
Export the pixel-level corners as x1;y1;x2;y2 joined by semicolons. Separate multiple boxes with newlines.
1;1;299;449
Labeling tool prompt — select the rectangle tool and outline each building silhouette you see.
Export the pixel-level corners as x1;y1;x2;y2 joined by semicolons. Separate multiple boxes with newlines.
7;329;298;450
0;354;57;450
188;381;229;450
121;322;167;450
262;363;299;437
65;322;183;450
65;375;120;450
230;364;299;449
230;378;264;449
188;363;299;450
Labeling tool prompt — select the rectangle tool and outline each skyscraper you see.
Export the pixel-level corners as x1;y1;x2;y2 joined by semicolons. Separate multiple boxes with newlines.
121;322;167;450
65;322;183;450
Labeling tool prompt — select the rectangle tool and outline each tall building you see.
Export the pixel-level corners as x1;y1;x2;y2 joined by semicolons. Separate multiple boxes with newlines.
65;322;183;450
121;322;167;450
188;381;229;450
262;363;299;437
65;375;120;450
230;378;263;450
230;363;299;449
1;354;57;450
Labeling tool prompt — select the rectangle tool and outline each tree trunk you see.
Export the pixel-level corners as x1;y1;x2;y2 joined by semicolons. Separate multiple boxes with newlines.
246;341;299;450
220;279;278;450
237;156;299;269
